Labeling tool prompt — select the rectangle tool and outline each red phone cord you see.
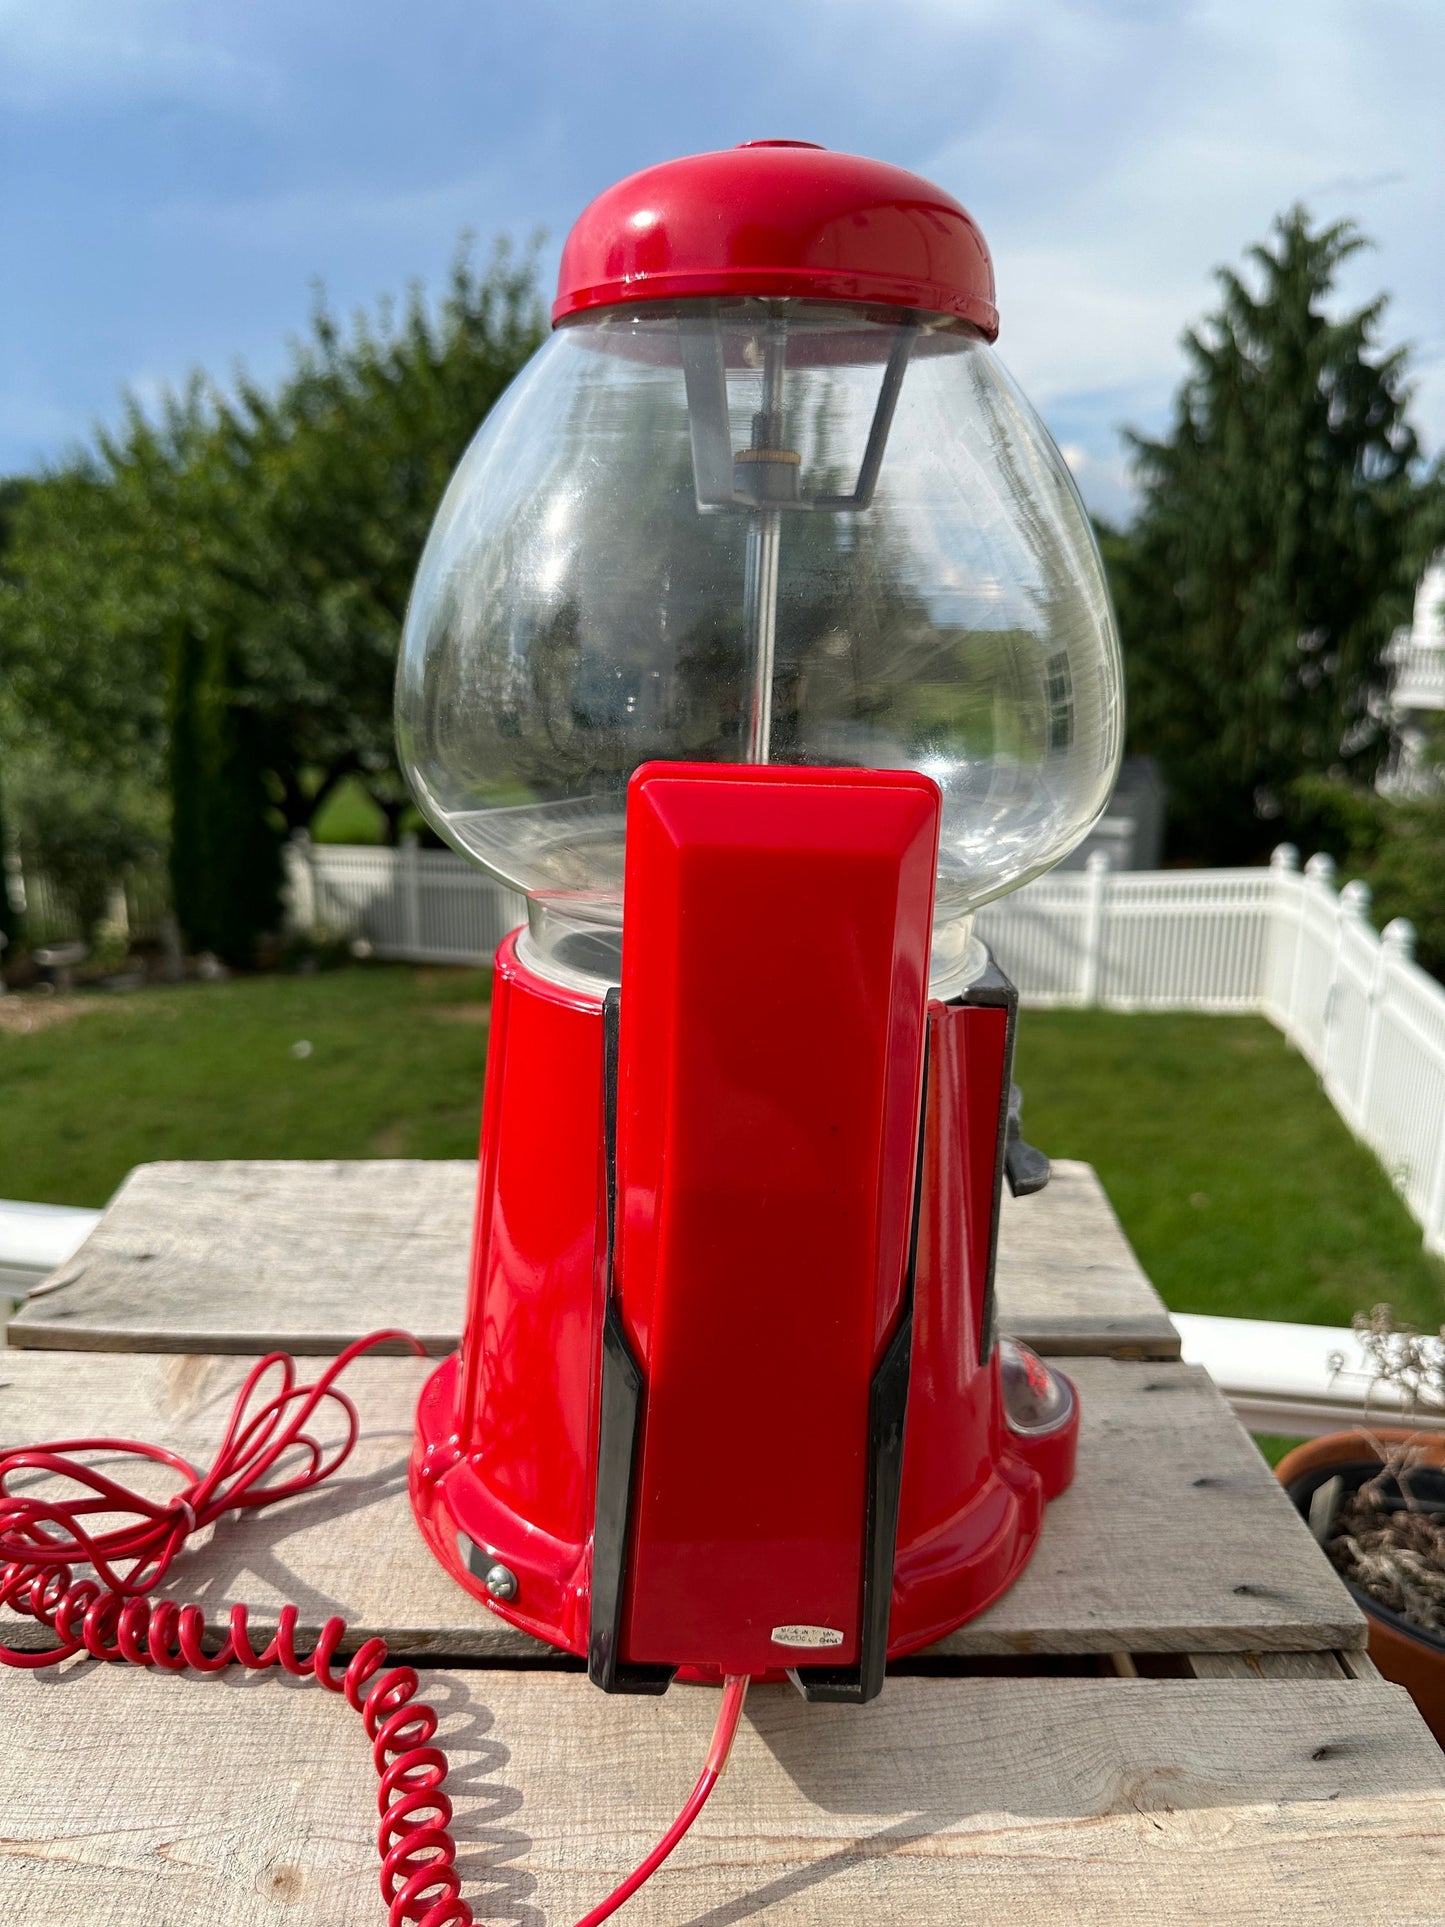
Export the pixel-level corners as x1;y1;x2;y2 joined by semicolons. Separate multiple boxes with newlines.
0;1331;750;1927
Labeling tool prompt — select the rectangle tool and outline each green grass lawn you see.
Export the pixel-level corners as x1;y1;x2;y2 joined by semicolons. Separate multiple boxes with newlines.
5;977;1442;1337
1015;1009;1445;1329
0;966;491;1208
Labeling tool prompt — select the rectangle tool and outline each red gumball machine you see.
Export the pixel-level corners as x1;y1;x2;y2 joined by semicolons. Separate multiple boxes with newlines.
399;142;1123;1702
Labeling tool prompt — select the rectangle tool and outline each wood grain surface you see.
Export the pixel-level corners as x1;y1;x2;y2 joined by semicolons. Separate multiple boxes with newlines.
0;1351;1358;1660
2;1667;1439;1925
1187;1651;1347;1680
8;1160;478;1356
7;1157;1178;1359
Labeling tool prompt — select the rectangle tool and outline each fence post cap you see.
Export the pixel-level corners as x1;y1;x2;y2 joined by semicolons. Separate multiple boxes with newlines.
1304;852;1337;883
1382;917;1417;957
401;831;420;850
1340;878;1373;916
1084;850;1112;874
1270;843;1301;872
289;827;312;846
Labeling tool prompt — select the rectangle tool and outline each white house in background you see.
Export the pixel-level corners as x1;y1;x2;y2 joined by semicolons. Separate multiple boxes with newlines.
1378;552;1445;796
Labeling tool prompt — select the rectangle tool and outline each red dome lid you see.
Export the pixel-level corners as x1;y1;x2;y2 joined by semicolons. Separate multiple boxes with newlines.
553;142;998;338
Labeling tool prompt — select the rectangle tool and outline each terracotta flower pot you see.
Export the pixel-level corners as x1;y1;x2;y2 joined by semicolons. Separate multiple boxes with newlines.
1277;1429;1445;1746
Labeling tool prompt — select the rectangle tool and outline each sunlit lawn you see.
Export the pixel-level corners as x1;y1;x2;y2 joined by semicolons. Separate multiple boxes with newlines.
1015;1009;1445;1330
0;965;490;1208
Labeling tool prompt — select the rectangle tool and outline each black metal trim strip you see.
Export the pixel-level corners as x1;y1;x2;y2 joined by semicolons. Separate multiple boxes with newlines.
791;1040;930;1705
587;987;674;1695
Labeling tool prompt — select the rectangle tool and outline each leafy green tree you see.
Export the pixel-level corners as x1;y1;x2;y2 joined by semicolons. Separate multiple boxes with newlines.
5;757;164;948
1293;773;1445;981
208;242;545;840
0;242;544;961
1110;208;1441;862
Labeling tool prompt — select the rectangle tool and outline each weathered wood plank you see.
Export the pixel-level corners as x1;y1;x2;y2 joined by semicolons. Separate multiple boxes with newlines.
7;1157;1178;1358
1187;1651;1347;1680
1339;1648;1387;1683
8;1160;478;1356
1;1668;1440;1924
0;1353;1358;1659
994;1159;1179;1358
928;1359;1363;1656
0;1348;537;1661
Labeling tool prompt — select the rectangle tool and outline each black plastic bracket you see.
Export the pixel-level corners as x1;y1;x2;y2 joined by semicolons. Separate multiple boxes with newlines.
954;955;1020;1364
789;1045;930;1706
587;988;675;1695
1004;1082;1051;1198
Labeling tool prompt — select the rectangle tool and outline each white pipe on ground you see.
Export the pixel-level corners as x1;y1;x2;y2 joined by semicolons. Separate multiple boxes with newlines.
0;1199;100;1300
1175;1311;1445;1439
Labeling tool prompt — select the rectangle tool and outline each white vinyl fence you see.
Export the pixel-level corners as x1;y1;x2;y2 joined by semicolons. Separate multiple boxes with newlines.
286;835;528;967
287;836;1445;1259
5;855;170;949
975;857;1275;1011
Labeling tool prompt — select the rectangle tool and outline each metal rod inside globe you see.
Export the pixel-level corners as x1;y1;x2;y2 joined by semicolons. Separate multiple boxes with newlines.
742;321;788;763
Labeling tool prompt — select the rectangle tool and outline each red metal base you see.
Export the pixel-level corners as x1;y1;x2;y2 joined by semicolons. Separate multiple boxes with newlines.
410;935;1077;1672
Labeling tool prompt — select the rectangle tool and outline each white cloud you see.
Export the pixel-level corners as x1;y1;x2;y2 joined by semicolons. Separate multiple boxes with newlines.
902;0;1445;508
0;0;272;110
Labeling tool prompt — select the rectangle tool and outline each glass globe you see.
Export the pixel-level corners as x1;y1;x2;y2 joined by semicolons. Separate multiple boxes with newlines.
396;300;1123;994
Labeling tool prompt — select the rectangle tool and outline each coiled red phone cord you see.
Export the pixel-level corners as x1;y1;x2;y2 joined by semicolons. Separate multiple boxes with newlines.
0;1330;749;1927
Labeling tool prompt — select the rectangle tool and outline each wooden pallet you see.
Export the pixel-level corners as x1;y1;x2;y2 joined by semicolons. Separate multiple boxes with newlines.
3;1159;1437;1925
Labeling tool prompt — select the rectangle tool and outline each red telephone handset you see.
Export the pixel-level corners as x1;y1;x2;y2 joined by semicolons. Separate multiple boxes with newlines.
595;762;939;1693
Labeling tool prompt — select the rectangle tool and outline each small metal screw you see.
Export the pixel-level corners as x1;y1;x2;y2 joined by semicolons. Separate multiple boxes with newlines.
483;1562;518;1602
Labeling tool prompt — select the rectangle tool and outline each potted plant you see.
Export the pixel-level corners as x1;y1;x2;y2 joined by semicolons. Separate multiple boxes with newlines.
1277;1305;1445;1744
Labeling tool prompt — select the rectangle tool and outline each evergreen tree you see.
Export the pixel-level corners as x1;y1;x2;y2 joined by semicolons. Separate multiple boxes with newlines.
1111;208;1438;863
167;622;280;962
0;482;25;953
0;755;18;957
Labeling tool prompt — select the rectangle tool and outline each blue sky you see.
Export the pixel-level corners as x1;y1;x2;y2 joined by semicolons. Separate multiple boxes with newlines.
2;0;1441;522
